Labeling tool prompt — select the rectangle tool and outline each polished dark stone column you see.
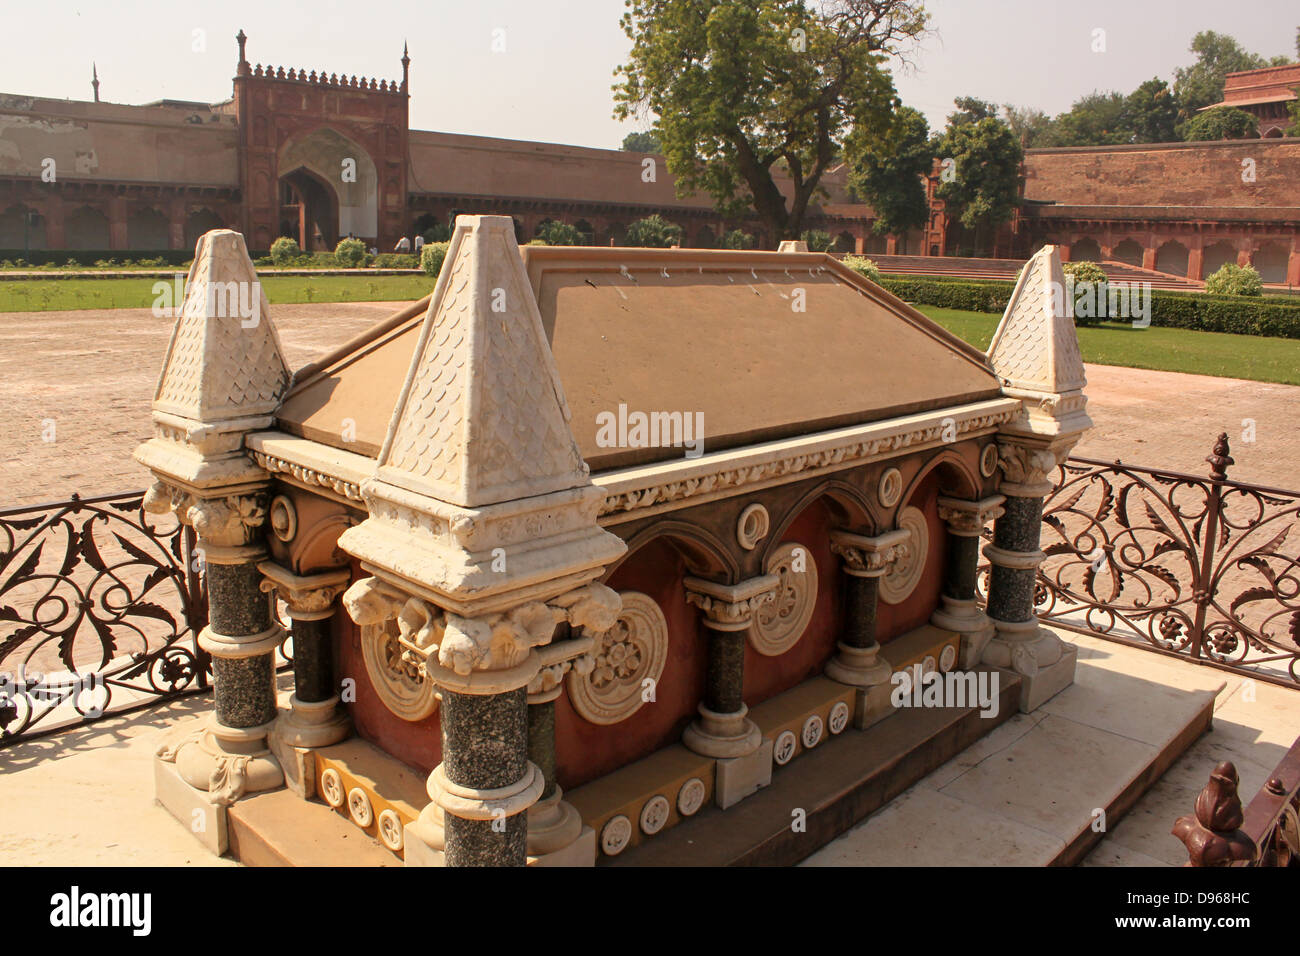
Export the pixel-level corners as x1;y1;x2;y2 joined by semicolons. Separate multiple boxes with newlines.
842;574;880;650
986;494;1043;624
440;687;530;867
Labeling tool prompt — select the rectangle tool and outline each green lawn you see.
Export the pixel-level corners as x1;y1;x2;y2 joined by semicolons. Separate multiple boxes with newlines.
0;274;433;312
917;306;1300;387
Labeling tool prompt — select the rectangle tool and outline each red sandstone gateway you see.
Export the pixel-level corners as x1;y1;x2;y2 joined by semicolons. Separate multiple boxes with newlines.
136;218;1091;865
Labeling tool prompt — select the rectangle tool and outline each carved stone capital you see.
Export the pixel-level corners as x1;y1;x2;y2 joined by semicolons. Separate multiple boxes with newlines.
683;574;780;631
341;576;623;697
936;495;1006;537
173;491;270;558
996;440;1072;498
829;527;912;578
258;562;351;620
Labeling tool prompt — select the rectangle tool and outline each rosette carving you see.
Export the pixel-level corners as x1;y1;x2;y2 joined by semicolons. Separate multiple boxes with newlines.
567;592;668;725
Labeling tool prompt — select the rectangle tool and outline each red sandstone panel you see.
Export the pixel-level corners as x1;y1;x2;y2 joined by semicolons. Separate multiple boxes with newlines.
334;560;443;774
876;470;947;642
553;537;707;792
741;499;841;702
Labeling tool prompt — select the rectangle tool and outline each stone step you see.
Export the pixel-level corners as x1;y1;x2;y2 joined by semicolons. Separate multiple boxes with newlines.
227;787;399;867
801;633;1218;866
607;667;1024;867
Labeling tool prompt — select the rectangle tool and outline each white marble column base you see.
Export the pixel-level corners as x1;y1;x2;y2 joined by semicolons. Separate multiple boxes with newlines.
983;617;1077;712
683;702;763;759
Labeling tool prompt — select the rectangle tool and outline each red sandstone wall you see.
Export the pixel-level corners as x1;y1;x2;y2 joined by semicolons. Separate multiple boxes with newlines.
1024;141;1300;208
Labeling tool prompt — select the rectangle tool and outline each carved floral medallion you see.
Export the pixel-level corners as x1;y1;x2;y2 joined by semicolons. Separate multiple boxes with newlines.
360;618;440;722
880;506;928;605
751;541;818;657
567;591;668;726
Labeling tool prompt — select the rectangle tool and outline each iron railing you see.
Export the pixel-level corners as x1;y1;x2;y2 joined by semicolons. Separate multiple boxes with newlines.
0;490;209;744
989;433;1300;688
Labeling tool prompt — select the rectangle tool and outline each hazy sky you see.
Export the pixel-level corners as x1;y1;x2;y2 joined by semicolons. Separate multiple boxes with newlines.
3;0;1296;148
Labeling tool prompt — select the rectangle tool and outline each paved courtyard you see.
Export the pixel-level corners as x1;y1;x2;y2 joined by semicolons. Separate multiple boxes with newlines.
1;303;1298;508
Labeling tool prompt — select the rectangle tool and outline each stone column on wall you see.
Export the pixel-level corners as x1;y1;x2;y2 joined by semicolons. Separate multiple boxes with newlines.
133;228;292;854
258;562;352;797
336;215;627;866
931;495;1005;669
825;528;911;729
985;243;1092;713
682;574;779;809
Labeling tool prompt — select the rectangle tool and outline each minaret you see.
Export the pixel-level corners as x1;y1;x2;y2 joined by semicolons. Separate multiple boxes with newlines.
236;29;250;76
401;41;410;92
91;63;100;102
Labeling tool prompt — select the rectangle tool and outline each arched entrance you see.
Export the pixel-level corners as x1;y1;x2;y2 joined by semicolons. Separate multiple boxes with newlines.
277;127;378;250
281;167;339;251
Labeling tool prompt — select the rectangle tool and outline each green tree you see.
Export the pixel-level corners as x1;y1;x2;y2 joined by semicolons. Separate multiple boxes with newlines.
801;229;833;251
621;131;661;152
624;214;683;247
1047;91;1130;146
847;104;931;237
1173;31;1271;122
536;220;583;245
1002;104;1056;149
947;96;998;127
932;105;1023;257
1124;78;1179;143
1182;106;1258;141
613;0;928;242
719;228;755;249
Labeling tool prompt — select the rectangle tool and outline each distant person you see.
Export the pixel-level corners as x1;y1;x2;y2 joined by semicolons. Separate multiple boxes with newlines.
414;234;425;253
395;236;411;253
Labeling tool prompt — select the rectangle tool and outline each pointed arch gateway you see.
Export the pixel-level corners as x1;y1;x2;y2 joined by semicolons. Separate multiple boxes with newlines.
278;127;379;250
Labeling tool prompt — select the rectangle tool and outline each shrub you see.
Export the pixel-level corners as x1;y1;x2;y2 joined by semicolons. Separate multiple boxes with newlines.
270;237;301;265
334;238;368;268
64;258;79;269
719;229;755;250
371;253;419;268
1062;260;1109;327
1204;262;1263;297
841;255;883;285
421;241;450;278
535;221;583;246
624;214;683;248
871;275;1300;339
422;222;452;244
801;230;834;252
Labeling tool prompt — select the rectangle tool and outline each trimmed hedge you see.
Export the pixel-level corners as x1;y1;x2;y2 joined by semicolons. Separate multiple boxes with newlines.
877;275;1300;339
0;248;194;266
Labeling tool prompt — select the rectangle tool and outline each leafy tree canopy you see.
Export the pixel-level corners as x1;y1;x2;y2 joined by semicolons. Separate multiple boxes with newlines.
932;104;1022;255
613;0;928;241
846;104;931;236
620;131;661;152
1173;30;1276;119
1182;106;1259;141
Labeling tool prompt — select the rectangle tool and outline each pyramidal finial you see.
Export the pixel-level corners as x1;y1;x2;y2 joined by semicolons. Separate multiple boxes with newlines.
152;229;290;424
987;244;1091;437
377;215;588;507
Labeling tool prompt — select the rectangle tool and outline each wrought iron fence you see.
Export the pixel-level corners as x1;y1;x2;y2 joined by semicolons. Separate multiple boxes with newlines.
1003;433;1300;687
0;490;209;745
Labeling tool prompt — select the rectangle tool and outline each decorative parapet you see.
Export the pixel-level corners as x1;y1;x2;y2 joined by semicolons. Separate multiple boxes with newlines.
829;528;912;578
